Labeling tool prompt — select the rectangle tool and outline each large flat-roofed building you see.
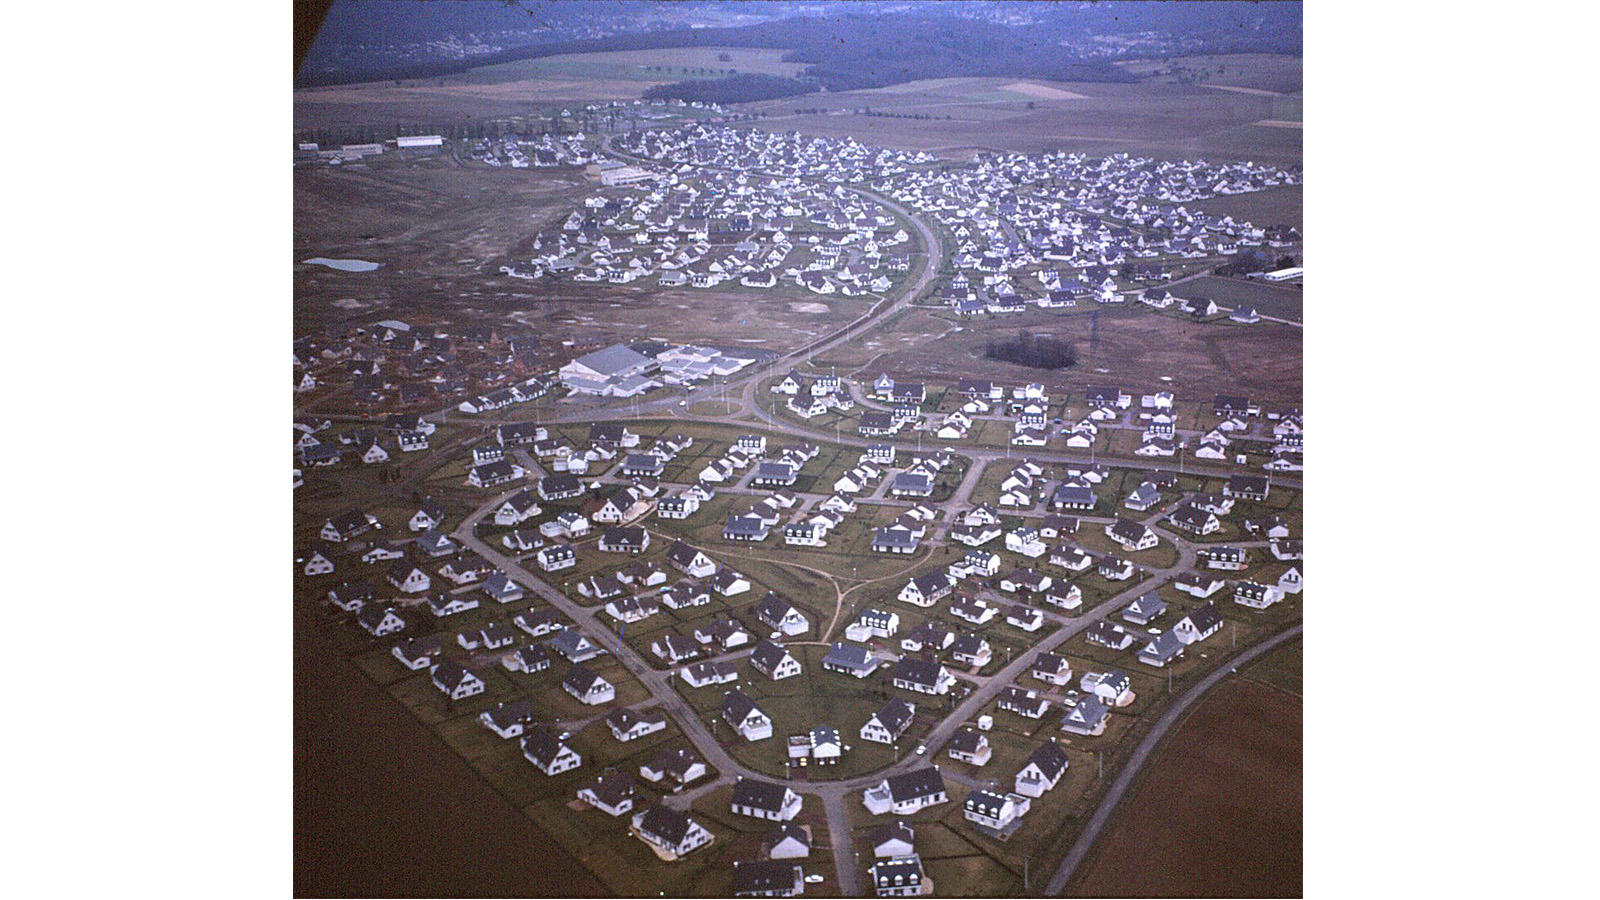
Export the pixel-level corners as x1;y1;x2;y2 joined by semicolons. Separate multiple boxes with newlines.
317;143;384;161
1251;266;1304;282
559;343;662;396
587;159;656;186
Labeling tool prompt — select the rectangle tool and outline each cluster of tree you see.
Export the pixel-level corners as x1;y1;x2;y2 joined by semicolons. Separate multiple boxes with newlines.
853;109;952;121
642;73;818;105
299;11;1136;91
641;65;739;76
984;330;1078;370
777;14;1137;93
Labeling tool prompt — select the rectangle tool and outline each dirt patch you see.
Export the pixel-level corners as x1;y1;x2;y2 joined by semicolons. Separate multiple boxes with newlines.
1068;677;1302;898
1254;119;1303;128
1002;81;1088;100
788;301;830;314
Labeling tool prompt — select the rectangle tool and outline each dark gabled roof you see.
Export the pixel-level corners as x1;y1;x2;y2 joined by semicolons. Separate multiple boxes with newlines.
872;527;918;548
872;697;916;733
749;638;793;673
724;515;769;537
1186;600;1225;631
822;641;875;671
357;604;399;630
600;525;647;546
484;699;536;729
1109;517;1151;541
1033;651;1069;673
948;728;985;755
329;579;376;602
951;633;988;656
666;539;708;567
431;658;475;689
1053;484;1096;504
871;855;924;886
732;860;800;896
541;472;583;493
870;821;915;851
519;723;565;763
563;664;604;694
1169;504;1214;529
637;804;692;844
579;770;635;808
885;767;946;802
732;776;792;812
765;822;811;851
646;747;702;779
891;657;943;688
1023;740;1071;780
1228;474;1270;493
755;591;795;622
722;688;765;722
965;788;1010;816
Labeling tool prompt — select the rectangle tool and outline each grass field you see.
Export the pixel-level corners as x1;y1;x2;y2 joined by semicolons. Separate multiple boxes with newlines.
1189;184;1303;231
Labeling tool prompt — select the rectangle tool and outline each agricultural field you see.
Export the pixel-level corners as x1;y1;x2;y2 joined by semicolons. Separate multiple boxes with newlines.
737;75;1302;163
1189;183;1304;232
1114;53;1305;96
446;47;807;85
1064;676;1302;897
294;599;607;898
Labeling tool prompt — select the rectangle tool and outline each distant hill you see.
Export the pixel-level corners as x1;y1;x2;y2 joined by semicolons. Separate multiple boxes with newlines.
298;1;1300;97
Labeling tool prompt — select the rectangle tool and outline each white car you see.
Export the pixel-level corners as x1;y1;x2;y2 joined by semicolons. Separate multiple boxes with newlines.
804;875;824;884
914;744;927;756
